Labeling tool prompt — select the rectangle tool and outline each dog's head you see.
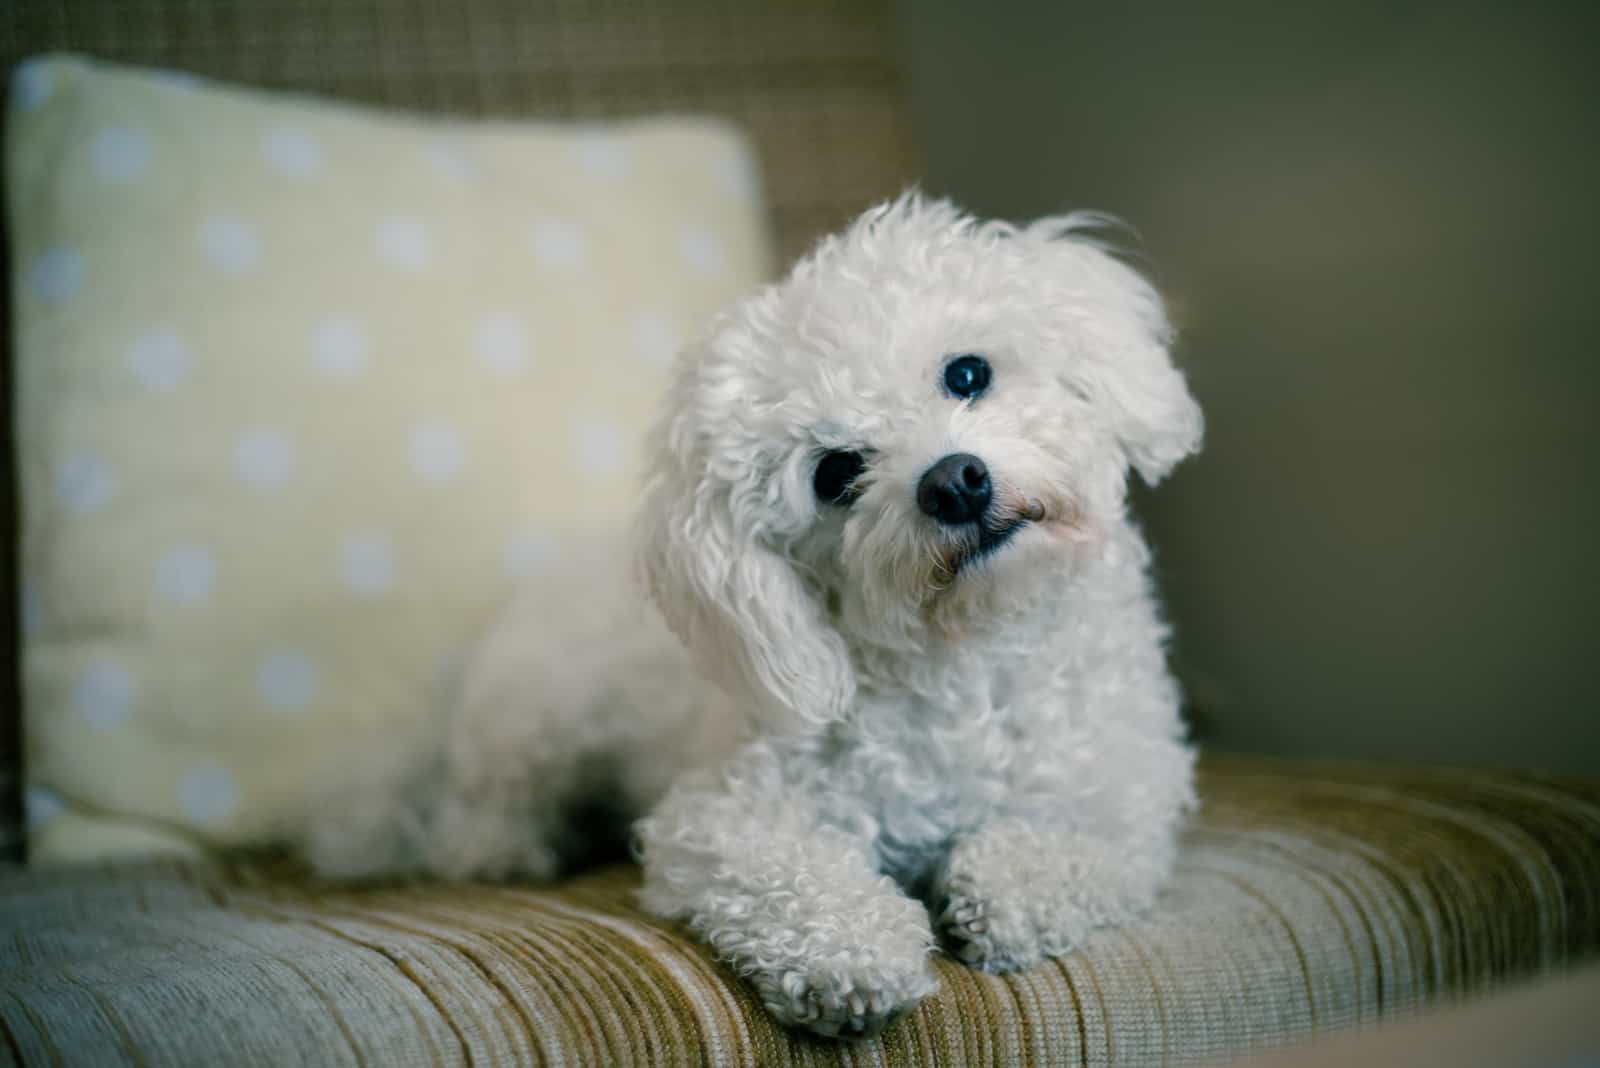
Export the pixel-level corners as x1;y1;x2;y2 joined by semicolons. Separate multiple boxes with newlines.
638;194;1201;732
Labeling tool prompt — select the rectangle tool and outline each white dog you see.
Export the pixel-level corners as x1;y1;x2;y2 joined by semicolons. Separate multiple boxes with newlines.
302;193;1203;1039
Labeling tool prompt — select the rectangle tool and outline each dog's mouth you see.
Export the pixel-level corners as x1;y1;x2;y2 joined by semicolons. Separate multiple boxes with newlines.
950;516;1029;575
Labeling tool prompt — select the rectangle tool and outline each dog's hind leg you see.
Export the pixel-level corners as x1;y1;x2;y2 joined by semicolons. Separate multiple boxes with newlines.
298;541;736;882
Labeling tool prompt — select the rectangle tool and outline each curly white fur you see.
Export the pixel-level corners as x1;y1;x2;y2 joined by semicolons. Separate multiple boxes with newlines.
299;193;1203;1039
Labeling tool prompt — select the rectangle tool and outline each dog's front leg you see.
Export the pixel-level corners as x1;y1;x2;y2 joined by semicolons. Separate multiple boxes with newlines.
931;818;1181;973
638;765;938;1037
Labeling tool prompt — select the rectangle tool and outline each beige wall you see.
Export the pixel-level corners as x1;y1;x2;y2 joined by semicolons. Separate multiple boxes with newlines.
896;1;1599;774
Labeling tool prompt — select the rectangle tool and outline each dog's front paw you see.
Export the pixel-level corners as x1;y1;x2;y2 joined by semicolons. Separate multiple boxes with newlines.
935;871;1043;974
751;962;936;1039
935;823;1174;973
937;885;997;965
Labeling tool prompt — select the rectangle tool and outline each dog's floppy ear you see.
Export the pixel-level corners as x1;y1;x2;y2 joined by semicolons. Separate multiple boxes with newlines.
1028;215;1203;485
635;339;855;735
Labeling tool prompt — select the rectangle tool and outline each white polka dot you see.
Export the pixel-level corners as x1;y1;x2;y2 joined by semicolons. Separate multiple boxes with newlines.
575;135;629;180
126;327;191;392
633;312;681;367
27;247;85;304
89;126;152;183
56;454;115;515
24;785;65;832
715;146;761;200
411;422;466;483
504;530;560;578
74;659;135;730
155;544;216;604
574;419;625;474
679;226;725;274
257;650;318;711
201;216;261;274
263;126;324;178
311;317;370;377
427;140;476;181
235;429;295;489
377;217;431;271
340;534;394;594
176;764;239;827
474;314;532;375
25;785;65;831
531;219;586;269
12;60;53;112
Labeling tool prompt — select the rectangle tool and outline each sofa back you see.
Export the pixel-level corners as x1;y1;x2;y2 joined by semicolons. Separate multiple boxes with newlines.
0;0;919;862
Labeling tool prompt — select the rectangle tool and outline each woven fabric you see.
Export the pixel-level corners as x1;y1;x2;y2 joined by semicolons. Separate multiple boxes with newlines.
3;759;1596;1066
0;0;920;863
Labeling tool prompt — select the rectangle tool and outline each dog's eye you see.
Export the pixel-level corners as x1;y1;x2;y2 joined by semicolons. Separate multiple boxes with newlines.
943;354;992;400
813;450;866;505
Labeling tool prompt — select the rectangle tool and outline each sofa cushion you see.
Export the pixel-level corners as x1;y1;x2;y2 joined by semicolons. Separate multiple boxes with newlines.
3;759;1596;1065
7;54;773;863
0;0;919;873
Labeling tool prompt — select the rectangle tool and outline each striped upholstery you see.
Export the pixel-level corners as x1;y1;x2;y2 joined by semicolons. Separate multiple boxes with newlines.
3;759;1596;1066
0;0;919;863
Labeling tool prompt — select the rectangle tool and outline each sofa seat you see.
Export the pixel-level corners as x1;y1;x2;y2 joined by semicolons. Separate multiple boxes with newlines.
3;757;1597;1066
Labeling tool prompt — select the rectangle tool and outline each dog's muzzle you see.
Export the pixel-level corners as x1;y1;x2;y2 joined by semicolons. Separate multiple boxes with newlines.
917;453;1040;575
917;453;992;526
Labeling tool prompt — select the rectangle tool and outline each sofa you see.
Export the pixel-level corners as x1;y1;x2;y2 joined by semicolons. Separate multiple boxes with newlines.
2;3;1597;1064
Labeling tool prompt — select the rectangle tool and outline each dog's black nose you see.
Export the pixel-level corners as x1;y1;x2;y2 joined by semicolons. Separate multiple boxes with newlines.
917;453;991;525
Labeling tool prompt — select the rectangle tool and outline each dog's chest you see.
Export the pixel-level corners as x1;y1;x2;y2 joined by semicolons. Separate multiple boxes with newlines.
826;689;1040;871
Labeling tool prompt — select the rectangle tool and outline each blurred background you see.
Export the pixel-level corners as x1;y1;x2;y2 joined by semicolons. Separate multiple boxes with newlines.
3;0;1596;861
899;0;1600;775
3;9;1595;1063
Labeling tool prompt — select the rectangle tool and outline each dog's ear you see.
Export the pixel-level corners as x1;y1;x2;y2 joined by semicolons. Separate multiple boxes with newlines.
635;340;856;735
1027;216;1203;485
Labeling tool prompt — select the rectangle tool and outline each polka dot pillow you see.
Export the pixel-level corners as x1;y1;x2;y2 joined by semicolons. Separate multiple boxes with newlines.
7;55;773;863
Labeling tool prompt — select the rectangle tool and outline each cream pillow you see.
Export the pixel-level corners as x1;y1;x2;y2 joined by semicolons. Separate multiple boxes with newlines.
7;55;773;863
